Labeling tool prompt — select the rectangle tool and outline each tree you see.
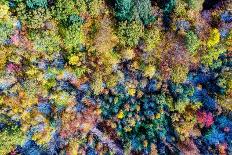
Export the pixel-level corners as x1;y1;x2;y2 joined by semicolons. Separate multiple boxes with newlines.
135;0;156;25
162;0;176;29
26;0;48;9
207;28;220;48
0;3;15;45
185;31;200;54
0;126;25;154
171;65;188;83
23;8;52;29
143;27;161;52
52;0;87;21
114;0;135;21
94;17;118;53
185;0;204;11
114;0;156;25
30;30;61;54
201;46;225;67
61;23;85;53
91;72;103;95
117;21;144;47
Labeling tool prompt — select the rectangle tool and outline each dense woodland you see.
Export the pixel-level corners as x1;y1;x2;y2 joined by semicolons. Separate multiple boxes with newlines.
0;0;231;154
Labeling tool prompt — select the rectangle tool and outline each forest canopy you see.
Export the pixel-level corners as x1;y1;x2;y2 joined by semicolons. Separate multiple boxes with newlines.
0;0;231;154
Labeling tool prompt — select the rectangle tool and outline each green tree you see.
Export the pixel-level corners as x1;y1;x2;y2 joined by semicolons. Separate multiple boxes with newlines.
117;21;144;47
114;0;135;21
0;19;14;45
163;0;176;14
52;0;86;22
61;23;85;53
30;30;61;54
0;125;25;155
26;0;48;9
135;0;156;25
87;0;103;17
0;3;15;45
114;0;155;25
143;27;161;51
24;8;51;29
201;46;226;67
185;31;200;54
185;0;204;11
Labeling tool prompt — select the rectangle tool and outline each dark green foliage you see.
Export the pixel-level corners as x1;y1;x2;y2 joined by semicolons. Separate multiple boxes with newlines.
0;115;25;154
162;0;176;28
114;0;156;25
163;0;176;14
67;14;84;26
26;0;48;9
114;0;135;21
135;0;156;25
100;85;175;152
